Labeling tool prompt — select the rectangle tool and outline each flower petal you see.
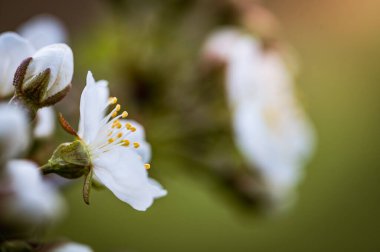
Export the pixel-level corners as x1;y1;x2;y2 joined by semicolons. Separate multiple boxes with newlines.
0;103;30;163
24;43;73;99
34;107;56;138
93;147;165;211
78;71;109;143
202;28;242;63
49;242;93;252
120;119;152;163
0;32;35;97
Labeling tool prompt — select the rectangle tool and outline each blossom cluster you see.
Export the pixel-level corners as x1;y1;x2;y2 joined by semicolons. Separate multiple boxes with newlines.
0;15;166;251
203;28;315;208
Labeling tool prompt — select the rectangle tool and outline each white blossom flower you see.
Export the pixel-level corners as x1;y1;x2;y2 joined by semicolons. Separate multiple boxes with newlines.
22;43;73;103
18;14;67;50
0;103;30;163
0;32;34;98
34;107;56;138
0;159;65;227
76;71;166;211
48;242;93;252
204;29;315;206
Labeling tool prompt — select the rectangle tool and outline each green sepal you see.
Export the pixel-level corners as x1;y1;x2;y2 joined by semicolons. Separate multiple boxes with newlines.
42;140;91;179
83;168;93;205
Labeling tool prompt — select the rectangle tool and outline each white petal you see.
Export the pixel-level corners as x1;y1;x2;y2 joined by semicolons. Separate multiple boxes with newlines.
0;160;65;226
0;32;35;97
18;14;68;49
0;103;30;163
49;242;93;252
34;107;56;138
148;178;168;198
120;119;152;163
77;71;109;143
93;147;165;211
202;28;243;63
233;94;314;201
225;35;263;107
24;43;73;99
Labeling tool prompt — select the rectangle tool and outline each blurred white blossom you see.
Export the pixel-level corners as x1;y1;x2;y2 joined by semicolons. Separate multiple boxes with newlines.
0;159;65;227
18;14;68;50
77;71;166;211
0;32;34;98
0;103;30;163
48;242;93;252
34;107;56;138
204;29;315;206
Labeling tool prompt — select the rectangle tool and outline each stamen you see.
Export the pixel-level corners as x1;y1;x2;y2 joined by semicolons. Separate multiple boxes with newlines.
122;140;130;146
111;111;118;118
108;138;115;143
115;104;121;112
144;164;151;170
130;127;136;132
109;97;118;104
122;111;128;118
117;132;123;138
126;123;132;130
133;142;140;148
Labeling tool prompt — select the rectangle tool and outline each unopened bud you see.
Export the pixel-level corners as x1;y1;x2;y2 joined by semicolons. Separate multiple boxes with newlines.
11;43;73;118
42;140;90;179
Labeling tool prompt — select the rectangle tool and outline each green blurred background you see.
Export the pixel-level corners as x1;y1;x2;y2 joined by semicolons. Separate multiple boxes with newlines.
1;0;380;251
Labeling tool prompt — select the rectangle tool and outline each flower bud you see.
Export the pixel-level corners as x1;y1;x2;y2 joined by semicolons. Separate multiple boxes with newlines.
11;43;73;118
42;140;90;179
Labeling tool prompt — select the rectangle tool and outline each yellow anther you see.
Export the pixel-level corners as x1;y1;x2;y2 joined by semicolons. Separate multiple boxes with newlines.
122;111;128;118
122;140;130;146
126;123;132;130
144;164;151;170
111;111;118;118
133;142;140;149
108;138;115;143
109;97;117;104
130;127;136;132
115;104;121;112
116;124;122;129
117;132;123;138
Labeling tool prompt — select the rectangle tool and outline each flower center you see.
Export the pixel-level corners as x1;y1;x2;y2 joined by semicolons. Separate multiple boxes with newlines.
91;96;151;170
